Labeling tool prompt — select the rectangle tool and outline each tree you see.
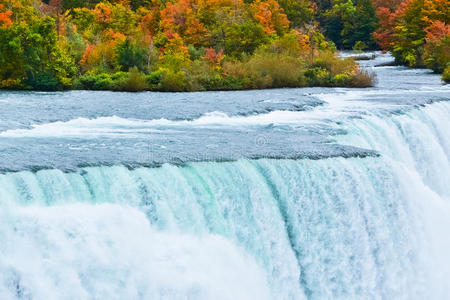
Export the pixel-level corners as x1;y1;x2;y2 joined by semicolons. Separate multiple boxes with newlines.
251;0;290;35
0;12;77;89
116;37;147;71
423;21;450;72
224;22;269;57
422;0;449;26
323;0;378;49
391;0;426;66
278;0;313;28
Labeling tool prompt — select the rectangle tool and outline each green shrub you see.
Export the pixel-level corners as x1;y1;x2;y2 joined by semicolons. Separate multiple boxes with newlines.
25;71;63;91
334;73;352;86
93;77;114;90
443;67;450;83
194;72;233;90
146;70;164;88
76;73;113;90
75;72;147;91
258;33;302;56
220;76;244;90
117;67;149;92
352;41;368;52
305;67;333;86
158;68;188;91
224;22;269;58
188;45;205;61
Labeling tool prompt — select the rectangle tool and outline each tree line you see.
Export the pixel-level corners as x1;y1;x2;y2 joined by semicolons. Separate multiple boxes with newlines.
0;0;447;91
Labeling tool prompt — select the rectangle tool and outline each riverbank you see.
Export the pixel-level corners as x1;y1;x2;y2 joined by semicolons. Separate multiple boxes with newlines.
72;53;375;92
1;50;375;92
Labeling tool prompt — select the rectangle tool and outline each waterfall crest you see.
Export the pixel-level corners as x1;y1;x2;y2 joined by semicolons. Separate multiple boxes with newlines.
0;101;449;299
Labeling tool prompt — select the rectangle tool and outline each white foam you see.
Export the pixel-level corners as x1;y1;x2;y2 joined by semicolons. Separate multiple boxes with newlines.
0;96;390;138
0;204;271;300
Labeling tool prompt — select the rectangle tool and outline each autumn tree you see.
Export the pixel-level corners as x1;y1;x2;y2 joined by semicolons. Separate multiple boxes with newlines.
160;0;208;46
0;4;12;28
391;0;426;66
251;0;290;35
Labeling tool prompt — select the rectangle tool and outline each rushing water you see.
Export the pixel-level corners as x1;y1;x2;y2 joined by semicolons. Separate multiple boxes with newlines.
0;53;449;299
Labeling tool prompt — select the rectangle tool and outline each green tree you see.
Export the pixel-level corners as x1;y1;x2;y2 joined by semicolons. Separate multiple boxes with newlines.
277;0;314;28
223;22;269;58
392;0;426;66
323;0;378;49
116;38;147;71
0;16;76;90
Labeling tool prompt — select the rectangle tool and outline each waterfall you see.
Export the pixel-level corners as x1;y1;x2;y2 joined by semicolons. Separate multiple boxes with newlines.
0;101;449;299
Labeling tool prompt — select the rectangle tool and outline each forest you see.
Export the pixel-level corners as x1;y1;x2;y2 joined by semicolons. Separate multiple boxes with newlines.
0;0;448;91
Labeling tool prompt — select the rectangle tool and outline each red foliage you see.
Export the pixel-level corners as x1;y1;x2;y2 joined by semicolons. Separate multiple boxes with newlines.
204;48;224;64
372;6;397;50
372;0;404;11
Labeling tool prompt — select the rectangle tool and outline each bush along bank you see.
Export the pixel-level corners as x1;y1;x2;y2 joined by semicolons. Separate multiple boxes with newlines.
73;51;376;92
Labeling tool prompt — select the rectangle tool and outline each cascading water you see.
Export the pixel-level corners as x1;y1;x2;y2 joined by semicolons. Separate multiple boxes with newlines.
0;53;449;299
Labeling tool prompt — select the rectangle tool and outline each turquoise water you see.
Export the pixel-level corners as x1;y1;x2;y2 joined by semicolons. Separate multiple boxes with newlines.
0;53;449;299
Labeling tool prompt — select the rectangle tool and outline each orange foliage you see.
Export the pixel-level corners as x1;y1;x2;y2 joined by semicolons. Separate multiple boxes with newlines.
94;2;113;24
160;0;207;45
161;0;190;29
104;28;126;43
158;30;190;65
116;0;132;7
422;0;449;27
80;44;96;65
139;8;159;37
183;17;207;45
290;29;311;52
80;29;126;70
251;0;289;34
299;33;311;51
0;4;13;28
425;20;450;42
197;0;244;14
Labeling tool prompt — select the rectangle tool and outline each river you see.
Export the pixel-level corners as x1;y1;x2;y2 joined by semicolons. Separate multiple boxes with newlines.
0;52;449;299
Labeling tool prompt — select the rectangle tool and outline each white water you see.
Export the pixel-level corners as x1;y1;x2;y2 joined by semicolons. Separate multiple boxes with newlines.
0;67;450;299
0;204;271;300
0;100;449;299
2;83;448;139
